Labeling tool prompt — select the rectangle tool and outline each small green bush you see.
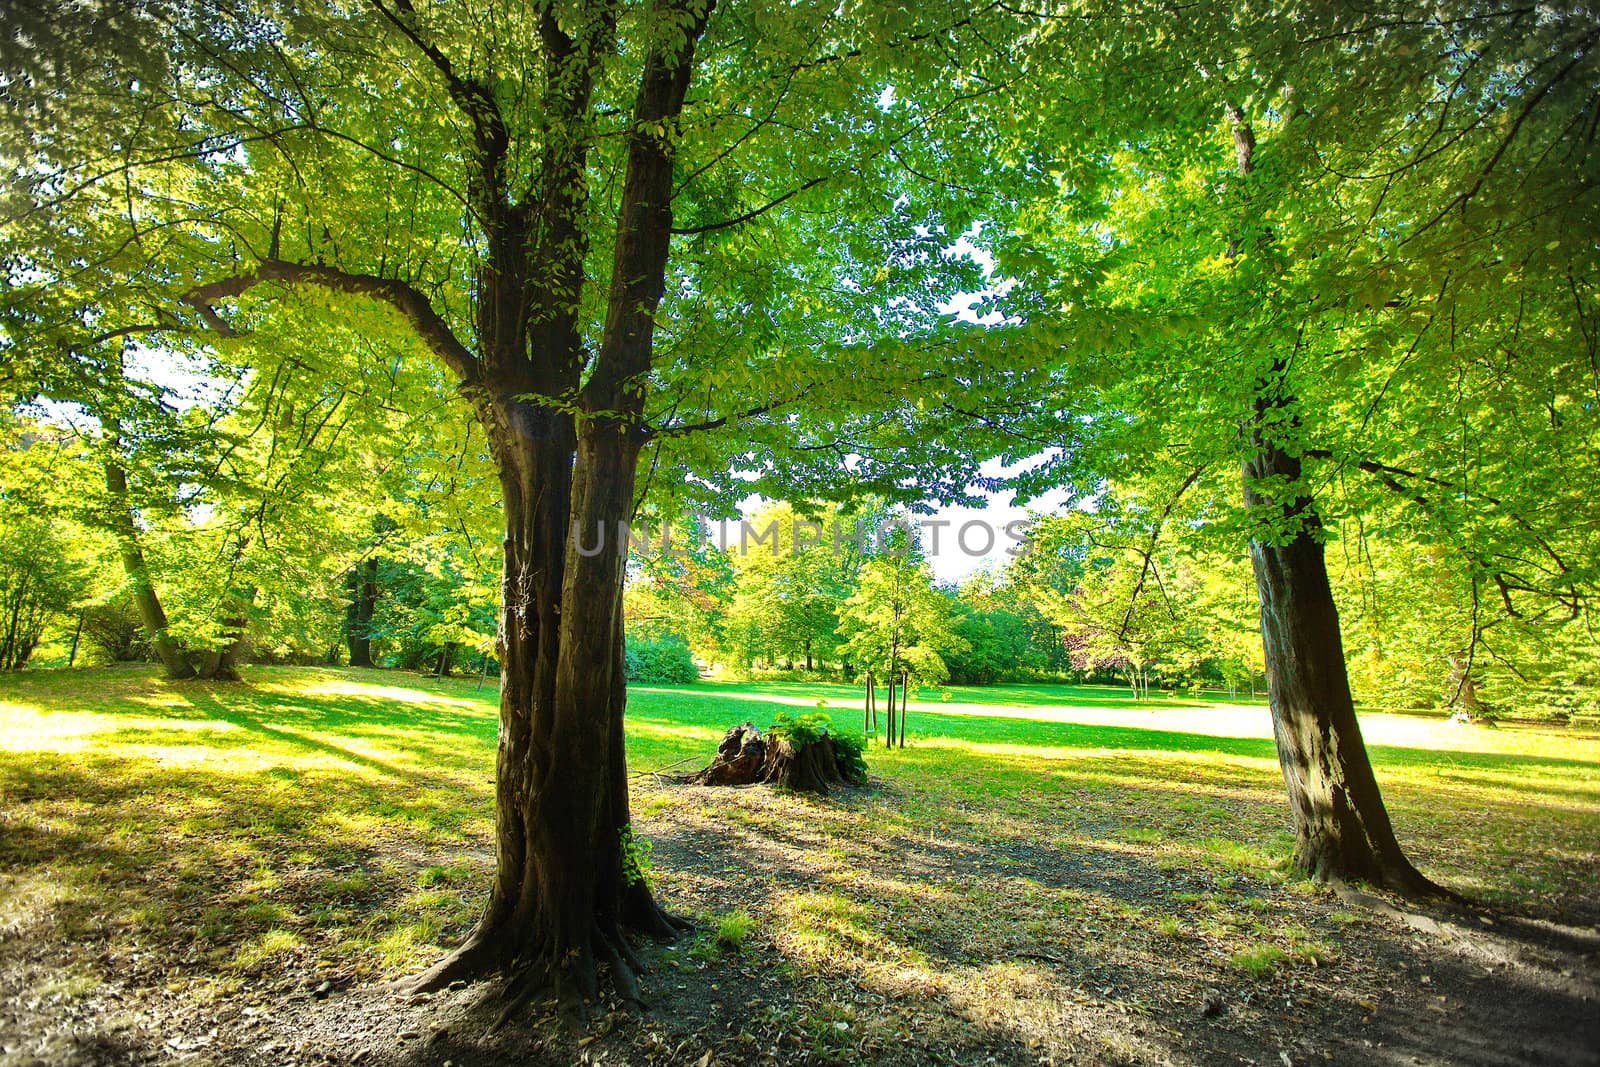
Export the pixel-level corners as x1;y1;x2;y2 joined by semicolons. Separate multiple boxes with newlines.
767;710;830;747
831;730;868;784
624;634;699;684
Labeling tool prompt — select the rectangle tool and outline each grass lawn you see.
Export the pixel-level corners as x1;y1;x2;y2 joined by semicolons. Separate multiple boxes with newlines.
2;665;1597;1066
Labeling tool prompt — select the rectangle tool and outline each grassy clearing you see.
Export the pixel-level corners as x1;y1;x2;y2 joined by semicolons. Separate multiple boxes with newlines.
1;664;1596;1023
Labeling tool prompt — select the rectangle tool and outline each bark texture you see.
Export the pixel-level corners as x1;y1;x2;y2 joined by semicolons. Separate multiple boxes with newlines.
1243;427;1442;896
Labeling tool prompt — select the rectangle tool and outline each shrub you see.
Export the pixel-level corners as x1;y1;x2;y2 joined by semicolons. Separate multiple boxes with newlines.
624;634;699;684
831;730;869;784
767;710;829;746
80;594;149;663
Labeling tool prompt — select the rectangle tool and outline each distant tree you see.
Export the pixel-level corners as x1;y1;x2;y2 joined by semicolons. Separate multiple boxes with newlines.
0;416;112;669
837;539;965;745
0;516;81;670
726;501;871;672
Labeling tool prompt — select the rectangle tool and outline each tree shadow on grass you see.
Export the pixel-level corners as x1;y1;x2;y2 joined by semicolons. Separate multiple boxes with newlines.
0;747;491;988
600;774;1599;1067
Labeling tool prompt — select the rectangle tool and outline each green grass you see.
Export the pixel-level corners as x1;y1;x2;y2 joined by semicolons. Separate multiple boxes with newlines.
1229;942;1289;977
1;663;1597;1001
713;909;755;952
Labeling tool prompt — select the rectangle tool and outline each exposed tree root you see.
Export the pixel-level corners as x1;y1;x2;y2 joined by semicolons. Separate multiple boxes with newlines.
401;889;688;1029
400;927;504;996
1328;868;1469;912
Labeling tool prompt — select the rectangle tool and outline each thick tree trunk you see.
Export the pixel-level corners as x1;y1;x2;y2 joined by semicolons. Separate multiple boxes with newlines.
408;408;683;1008
1243;438;1441;896
198;586;254;681
344;558;378;668
104;457;195;680
390;0;712;1012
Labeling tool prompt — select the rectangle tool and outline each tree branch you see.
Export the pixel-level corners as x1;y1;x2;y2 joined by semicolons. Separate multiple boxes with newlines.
645;385;814;438
368;0;510;211
185;259;481;387
671;173;831;236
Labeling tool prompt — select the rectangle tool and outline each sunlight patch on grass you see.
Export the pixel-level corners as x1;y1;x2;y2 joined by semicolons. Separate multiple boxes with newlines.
284;678;486;709
232;927;303;971
3;663;1598;1008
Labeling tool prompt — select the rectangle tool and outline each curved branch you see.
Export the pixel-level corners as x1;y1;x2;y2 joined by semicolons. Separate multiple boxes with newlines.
671;174;830;236
185;259;481;386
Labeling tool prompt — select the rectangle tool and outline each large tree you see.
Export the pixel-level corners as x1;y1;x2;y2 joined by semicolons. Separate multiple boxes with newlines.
3;0;1017;1006
989;0;1600;893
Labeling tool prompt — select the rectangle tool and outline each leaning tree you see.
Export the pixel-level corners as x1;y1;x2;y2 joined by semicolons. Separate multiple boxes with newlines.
980;0;1600;893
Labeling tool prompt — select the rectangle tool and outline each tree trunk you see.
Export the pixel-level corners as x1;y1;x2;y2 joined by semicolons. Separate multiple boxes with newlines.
345;558;378;668
899;669;909;746
885;670;898;749
409;409;682;1006
863;672;872;735
103;456;195;680
1445;651;1485;719
1244;436;1441;896
1;580;23;670
198;585;254;681
1225;101;1440;898
67;612;84;668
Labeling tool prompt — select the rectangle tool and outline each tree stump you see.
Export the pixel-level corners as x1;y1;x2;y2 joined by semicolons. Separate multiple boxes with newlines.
687;722;864;795
688;722;768;785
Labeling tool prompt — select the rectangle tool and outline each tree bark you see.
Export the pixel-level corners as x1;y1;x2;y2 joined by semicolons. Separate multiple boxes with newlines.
1226;102;1441;898
182;0;716;1011
198;585;254;681
885;671;898;749
1243;428;1441;895
899;670;908;746
688;721;864;794
403;0;712;1009
103;456;195;680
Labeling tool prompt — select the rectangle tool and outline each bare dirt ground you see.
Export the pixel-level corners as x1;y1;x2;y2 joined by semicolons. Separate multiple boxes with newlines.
4;777;1596;1067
